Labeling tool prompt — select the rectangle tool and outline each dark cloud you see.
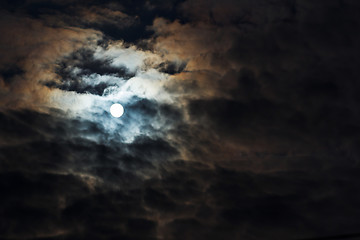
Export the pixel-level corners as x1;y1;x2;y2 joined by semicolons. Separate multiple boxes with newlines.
62;191;157;240
1;0;360;240
0;66;24;85
43;48;135;96
0;0;187;43
156;61;187;75
0;108;172;238
58;49;133;78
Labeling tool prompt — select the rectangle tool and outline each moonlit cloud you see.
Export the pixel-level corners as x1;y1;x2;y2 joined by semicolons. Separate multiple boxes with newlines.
1;1;360;240
44;40;177;145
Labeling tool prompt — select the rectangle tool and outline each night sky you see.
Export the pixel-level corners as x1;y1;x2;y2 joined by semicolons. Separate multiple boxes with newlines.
1;1;360;239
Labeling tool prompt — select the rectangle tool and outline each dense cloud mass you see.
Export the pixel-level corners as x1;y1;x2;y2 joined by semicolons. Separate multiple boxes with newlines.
1;0;360;239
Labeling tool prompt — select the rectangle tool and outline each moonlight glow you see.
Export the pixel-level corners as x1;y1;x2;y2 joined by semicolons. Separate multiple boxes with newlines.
110;103;124;118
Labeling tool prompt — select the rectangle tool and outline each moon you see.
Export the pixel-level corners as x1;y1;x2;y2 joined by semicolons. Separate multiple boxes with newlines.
110;103;124;118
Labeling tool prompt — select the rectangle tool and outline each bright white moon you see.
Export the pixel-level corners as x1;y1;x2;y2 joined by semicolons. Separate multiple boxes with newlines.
110;103;124;118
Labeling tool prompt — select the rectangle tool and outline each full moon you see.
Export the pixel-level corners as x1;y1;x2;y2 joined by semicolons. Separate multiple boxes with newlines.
110;103;124;118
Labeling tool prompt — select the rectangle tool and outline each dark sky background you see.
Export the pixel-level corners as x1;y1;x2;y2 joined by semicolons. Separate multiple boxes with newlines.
1;1;360;239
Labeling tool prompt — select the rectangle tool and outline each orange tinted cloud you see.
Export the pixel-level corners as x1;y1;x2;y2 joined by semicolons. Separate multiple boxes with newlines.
0;11;102;111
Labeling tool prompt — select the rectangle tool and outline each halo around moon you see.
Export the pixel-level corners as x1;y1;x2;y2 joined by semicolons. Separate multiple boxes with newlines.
110;103;124;118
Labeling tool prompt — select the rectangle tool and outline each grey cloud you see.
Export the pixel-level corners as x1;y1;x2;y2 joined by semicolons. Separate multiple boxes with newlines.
1;0;360;239
45;48;135;96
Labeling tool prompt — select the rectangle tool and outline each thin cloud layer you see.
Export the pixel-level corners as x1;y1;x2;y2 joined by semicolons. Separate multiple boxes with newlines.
0;11;102;111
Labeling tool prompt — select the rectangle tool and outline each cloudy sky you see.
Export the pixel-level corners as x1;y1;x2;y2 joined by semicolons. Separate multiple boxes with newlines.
1;0;360;239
